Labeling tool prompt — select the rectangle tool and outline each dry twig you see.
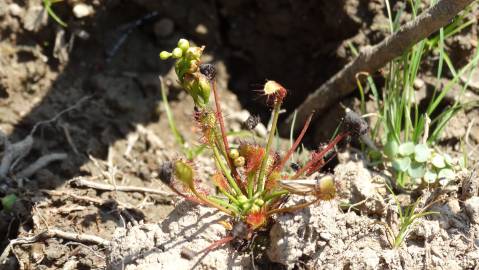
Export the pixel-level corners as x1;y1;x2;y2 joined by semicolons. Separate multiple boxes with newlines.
283;0;475;134
69;177;176;198
0;228;110;264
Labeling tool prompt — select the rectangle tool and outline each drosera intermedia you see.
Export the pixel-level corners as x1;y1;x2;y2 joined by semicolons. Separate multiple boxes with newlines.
158;39;369;254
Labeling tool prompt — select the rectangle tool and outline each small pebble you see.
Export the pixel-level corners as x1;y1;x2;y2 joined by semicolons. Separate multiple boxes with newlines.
319;232;332;241
195;23;208;35
413;78;425;89
254;123;267;138
180;247;196;260
75;29;90;40
73;3;94;18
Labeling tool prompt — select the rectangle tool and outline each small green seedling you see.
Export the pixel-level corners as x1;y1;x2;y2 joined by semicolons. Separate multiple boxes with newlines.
1;194;17;212
386;141;463;186
158;39;368;252
382;186;438;248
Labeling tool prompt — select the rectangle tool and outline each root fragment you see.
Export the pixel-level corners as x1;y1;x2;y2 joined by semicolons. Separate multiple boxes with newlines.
16;153;68;178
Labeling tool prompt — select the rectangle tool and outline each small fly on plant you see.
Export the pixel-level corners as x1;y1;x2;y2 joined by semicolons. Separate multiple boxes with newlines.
290;162;300;171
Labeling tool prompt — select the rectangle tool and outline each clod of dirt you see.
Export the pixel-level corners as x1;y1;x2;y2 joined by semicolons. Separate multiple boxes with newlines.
409;219;441;242
267;197;342;268
23;4;47;32
465;196;479;224
466;68;479;92
8;4;23;17
267;196;387;269
334;160;386;215
430;198;469;230
106;200;249;270
439;110;469;141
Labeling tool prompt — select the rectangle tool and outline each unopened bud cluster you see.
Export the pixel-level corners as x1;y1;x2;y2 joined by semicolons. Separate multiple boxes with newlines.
160;39;211;108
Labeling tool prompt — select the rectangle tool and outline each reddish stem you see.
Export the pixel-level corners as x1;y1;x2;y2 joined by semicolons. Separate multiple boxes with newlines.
306;151;337;176
200;235;235;253
210;80;245;193
167;185;206;205
275;113;313;172
267;198;320;216
292;132;349;179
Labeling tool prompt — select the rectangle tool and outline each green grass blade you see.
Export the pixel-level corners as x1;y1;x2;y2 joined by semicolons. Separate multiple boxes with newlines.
43;0;67;27
160;77;186;146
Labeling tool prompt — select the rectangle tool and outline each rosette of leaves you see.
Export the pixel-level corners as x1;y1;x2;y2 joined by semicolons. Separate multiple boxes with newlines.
385;141;460;186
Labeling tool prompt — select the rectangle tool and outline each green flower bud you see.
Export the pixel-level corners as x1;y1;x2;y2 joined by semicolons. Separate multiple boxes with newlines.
242;202;252;210
159;51;172;60
250;204;260;213
234;156;245;167
238;195;248;205
229;149;240;159
178;39;190;52
254;199;264;206
172;47;183;58
317;175;336;200
197;75;211;105
174;160;194;186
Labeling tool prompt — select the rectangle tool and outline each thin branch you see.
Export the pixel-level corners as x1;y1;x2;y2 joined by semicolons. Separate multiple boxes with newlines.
275;113;313;172
70;177;176;198
283;0;475;135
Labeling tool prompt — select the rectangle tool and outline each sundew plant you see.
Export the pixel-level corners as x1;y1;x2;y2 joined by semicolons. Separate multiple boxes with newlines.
158;39;368;247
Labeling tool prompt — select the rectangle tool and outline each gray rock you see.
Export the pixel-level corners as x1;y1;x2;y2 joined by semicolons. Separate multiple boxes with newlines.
8;3;23;17
267;197;341;269
335;161;386;215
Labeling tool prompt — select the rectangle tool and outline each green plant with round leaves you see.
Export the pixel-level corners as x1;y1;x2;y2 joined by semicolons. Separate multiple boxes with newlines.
389;142;462;186
352;0;479;188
